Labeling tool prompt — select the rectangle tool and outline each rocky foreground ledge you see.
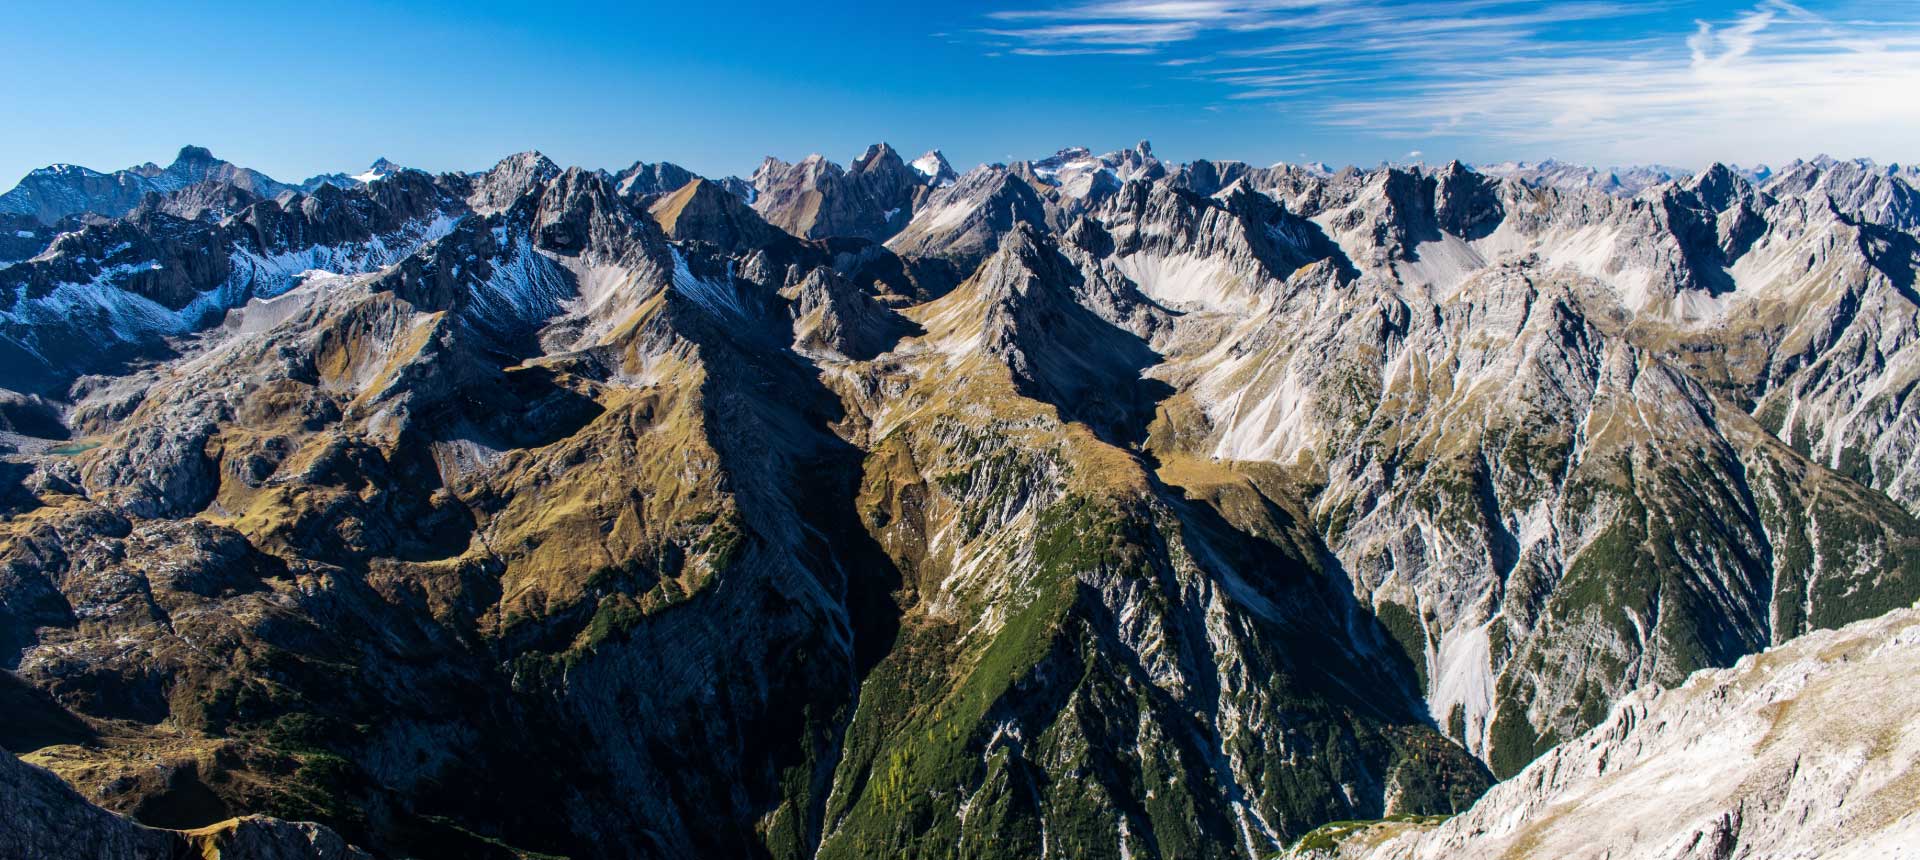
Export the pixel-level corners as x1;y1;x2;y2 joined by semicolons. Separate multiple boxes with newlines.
0;748;368;860
1292;604;1920;859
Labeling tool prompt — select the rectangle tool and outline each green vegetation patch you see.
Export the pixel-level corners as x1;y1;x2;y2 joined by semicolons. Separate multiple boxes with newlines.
1373;600;1429;691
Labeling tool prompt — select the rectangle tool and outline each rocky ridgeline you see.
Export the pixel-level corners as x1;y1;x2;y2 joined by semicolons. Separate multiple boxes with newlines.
0;142;1916;859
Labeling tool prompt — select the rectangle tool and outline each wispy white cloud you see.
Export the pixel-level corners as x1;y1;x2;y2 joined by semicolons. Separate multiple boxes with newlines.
989;1;1322;24
1013;45;1160;55
1215;71;1345;86
1315;1;1920;164
970;0;1920;164
977;0;1633;59
1219;39;1344;57
1229;88;1314;98
981;20;1205;45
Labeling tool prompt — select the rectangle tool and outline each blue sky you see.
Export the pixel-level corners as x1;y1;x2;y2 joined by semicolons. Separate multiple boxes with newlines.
3;0;1916;185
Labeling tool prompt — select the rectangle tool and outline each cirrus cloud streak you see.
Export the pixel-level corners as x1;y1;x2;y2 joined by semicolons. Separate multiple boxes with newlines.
969;0;1920;165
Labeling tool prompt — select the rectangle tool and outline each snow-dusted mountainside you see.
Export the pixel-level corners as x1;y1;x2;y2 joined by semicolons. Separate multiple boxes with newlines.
0;146;299;224
2;141;1918;860
0;148;413;226
1307;604;1920;860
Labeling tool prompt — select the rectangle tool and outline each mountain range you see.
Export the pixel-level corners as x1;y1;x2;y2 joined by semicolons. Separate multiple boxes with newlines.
2;140;1917;859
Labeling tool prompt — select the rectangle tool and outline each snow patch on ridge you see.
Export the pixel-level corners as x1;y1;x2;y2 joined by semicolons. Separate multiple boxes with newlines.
3;267;190;349
911;151;955;188
233;213;460;302
223;270;342;335
669;246;746;319
463;234;572;332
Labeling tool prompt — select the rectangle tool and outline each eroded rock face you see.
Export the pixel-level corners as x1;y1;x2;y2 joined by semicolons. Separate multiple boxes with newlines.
884;164;1052;298
750;143;930;242
1330;605;1920;860
779;266;912;360
613;160;699;200
2;144;1918;859
647;178;781;251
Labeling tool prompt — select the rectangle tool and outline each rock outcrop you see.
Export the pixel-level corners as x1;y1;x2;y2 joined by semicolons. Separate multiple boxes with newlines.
647;177;780;250
1;748;369;860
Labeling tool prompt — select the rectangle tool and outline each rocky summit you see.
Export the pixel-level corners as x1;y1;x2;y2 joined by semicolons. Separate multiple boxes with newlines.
1;141;1918;860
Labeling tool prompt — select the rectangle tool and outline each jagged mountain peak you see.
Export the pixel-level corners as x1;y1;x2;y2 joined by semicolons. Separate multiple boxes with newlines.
1021;144;1157;200
614;159;698;199
648;177;780;250
26;163;104;178
1095;177;1348;309
750;143;922;242
791;152;846;178
1477;158;1690;196
1214;176;1275;210
780;264;912;360
491;149;560;175
916;218;1176;448
655;175;727;203
1762;155;1920;230
978;220;1053;274
136;177;262;222
1431;160;1503;237
469;150;564;214
911;149;957;187
171;144;218;166
1036;145;1094;165
851;142;903;172
1683;161;1753;206
1168;158;1256;197
750;153;788;177
885;162;1052;297
926;221;1080;341
915;220;1067;330
352;156;404;184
